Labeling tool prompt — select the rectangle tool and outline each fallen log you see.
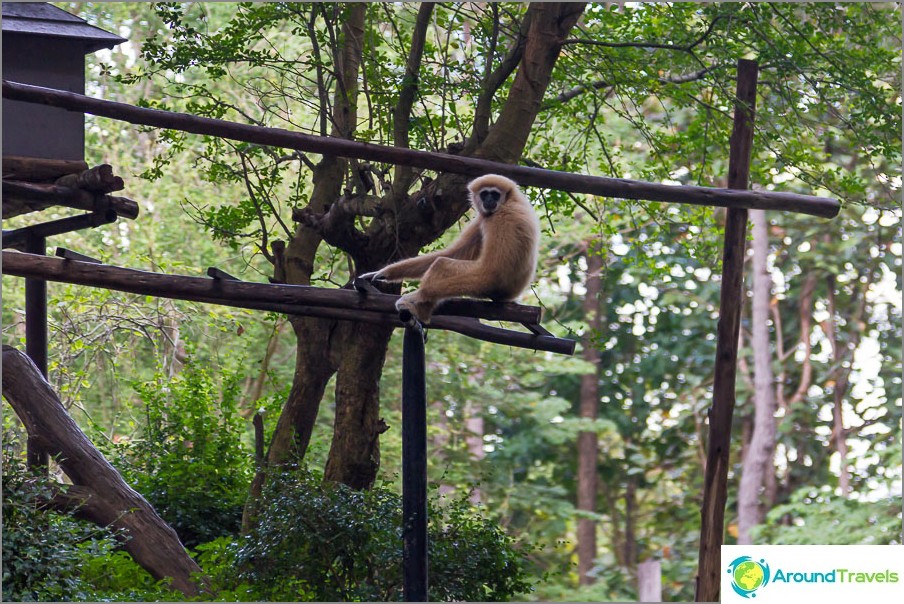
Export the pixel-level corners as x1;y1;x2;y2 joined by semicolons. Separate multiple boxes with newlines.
1;346;205;596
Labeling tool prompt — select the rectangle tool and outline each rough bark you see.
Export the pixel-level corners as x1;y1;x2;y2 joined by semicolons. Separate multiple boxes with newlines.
577;240;603;585
2;346;204;597
737;208;777;544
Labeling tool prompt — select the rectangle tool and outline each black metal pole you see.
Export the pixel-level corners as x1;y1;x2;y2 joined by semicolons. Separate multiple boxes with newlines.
24;234;49;471
402;320;428;602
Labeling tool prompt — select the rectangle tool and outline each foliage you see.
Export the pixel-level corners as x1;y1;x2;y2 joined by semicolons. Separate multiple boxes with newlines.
109;363;255;547
1;450;121;602
753;485;903;545
235;467;537;602
5;2;899;601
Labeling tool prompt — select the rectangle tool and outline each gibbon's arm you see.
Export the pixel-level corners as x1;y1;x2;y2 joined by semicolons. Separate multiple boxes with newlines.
361;218;483;282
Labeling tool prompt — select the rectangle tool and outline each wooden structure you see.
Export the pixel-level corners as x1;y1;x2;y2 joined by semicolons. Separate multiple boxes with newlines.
1;2;126;160
1;3;131;474
1;58;839;602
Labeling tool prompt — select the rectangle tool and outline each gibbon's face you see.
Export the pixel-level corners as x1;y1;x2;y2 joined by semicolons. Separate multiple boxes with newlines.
475;186;506;216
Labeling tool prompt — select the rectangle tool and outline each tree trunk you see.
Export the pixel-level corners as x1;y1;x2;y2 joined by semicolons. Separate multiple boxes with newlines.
254;2;587;505
824;275;851;496
577;240;603;585
2;346;204;597
737;208;777;544
638;559;662;602
464;401;485;505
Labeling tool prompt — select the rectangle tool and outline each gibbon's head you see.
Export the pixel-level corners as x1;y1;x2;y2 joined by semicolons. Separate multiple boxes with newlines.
468;174;520;217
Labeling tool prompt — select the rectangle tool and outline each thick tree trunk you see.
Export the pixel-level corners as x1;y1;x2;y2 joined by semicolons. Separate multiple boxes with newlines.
737;208;777;544
323;320;395;488
2;346;204;597
255;2;588;503
577;241;603;585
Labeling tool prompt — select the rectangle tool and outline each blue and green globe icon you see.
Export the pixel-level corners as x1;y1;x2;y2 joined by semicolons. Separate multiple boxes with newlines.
727;556;771;598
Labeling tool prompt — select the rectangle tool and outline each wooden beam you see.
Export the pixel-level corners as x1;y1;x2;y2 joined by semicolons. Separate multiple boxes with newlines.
695;59;758;603
2;180;139;220
2;211;118;250
2;79;840;218
1;251;575;355
2;155;88;181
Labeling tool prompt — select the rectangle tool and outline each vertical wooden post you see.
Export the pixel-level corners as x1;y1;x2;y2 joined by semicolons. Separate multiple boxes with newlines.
402;320;428;602
695;58;758;603
24;233;50;472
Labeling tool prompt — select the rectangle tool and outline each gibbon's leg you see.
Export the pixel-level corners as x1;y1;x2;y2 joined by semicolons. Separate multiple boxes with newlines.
396;257;492;323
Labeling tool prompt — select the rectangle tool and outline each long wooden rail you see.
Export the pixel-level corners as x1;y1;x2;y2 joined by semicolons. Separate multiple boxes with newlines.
3;80;840;218
1;250;575;355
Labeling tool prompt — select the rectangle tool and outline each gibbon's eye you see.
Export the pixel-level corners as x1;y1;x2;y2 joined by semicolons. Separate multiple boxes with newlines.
479;188;503;212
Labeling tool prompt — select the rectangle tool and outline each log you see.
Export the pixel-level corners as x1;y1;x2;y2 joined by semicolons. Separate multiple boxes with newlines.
1;346;204;596
3;211;119;250
696;59;757;603
1;180;139;219
1;251;575;355
2;79;840;218
2;155;88;181
55;163;125;193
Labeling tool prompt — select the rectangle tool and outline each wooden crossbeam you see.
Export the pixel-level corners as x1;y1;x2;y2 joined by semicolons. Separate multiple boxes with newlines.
2;79;840;218
1;251;575;355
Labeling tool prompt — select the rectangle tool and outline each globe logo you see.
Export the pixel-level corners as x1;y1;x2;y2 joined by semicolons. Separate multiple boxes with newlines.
727;556;771;598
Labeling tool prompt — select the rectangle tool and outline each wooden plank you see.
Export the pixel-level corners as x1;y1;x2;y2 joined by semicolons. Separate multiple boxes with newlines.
695;58;758;603
2;79;840;218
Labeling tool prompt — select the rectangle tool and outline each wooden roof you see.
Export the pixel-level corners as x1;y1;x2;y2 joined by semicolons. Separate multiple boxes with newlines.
2;2;126;53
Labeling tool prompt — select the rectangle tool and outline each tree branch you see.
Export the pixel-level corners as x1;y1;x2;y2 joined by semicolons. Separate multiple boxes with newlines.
391;3;435;192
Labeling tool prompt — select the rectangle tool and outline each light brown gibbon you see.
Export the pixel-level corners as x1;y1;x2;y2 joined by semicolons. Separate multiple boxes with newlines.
360;174;540;323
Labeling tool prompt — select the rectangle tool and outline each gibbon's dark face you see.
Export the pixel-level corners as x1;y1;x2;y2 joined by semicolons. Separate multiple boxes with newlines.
477;186;505;215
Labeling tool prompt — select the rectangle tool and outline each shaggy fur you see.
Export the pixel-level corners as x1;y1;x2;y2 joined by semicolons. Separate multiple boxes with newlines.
360;174;540;323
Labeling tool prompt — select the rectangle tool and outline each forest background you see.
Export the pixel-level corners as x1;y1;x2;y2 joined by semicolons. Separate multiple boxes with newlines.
2;2;902;602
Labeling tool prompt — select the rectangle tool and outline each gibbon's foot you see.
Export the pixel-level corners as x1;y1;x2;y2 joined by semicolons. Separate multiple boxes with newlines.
395;293;435;324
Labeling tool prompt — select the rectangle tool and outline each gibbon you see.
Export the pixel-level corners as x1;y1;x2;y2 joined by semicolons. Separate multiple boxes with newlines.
360;174;540;323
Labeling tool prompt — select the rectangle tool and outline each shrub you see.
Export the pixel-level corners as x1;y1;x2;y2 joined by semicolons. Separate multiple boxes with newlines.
1;451;120;602
236;468;537;601
120;363;255;547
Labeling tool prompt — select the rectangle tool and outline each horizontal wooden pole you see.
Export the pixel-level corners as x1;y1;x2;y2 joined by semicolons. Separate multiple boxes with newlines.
2;211;118;250
1;251;574;354
2;155;89;181
2;80;840;218
2;180;139;220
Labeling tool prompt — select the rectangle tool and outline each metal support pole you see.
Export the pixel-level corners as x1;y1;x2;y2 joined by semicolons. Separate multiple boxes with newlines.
402;320;428;602
24;234;49;471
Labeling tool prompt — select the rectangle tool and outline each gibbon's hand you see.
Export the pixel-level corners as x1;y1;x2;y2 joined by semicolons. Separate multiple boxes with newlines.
358;270;386;282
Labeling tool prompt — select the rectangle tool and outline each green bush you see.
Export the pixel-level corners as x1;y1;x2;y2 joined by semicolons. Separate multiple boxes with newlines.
1;452;120;602
118;363;255;547
236;468;537;601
